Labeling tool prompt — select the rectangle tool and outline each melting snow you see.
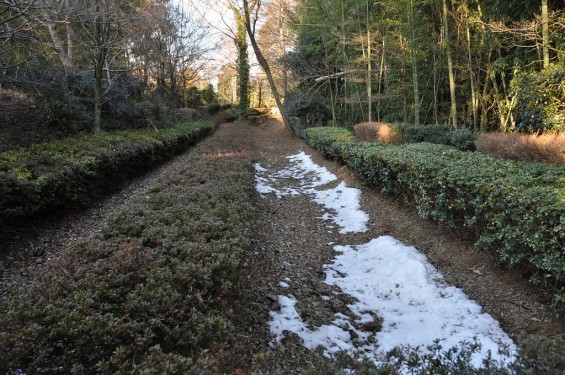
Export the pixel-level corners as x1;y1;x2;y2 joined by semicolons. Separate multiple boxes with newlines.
325;237;516;366
254;151;368;233
256;151;516;369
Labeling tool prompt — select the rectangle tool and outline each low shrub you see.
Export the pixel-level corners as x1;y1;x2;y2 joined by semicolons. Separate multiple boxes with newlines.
0;114;228;225
0;121;256;373
476;132;565;165
305;127;565;305
354;122;402;144
398;124;478;151
354;122;478;151
305;127;357;160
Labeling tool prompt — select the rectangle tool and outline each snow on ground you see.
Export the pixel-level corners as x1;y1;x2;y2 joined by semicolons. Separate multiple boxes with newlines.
255;151;368;233
257;151;516;369
326;237;517;367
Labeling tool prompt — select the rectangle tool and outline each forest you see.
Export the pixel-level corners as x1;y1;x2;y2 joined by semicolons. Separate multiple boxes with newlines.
1;0;217;149
243;0;564;135
2;0;564;143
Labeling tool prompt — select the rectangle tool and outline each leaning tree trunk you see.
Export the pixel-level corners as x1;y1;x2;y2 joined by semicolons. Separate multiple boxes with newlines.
242;0;293;135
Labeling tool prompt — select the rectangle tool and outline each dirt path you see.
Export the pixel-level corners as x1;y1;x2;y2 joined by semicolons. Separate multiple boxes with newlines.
227;117;564;372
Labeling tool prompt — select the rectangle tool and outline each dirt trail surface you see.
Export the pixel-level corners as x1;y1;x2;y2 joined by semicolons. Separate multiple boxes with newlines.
228;118;564;371
1;117;563;372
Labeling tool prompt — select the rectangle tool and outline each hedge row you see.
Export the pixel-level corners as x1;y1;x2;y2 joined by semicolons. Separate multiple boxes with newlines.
397;123;478;151
0;114;235;225
353;122;478;151
0;121;256;374
306;127;565;305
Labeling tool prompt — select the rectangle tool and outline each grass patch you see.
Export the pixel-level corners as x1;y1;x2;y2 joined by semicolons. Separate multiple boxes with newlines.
0;121;256;374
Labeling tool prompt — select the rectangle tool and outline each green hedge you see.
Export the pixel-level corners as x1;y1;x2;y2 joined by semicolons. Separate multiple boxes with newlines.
306;127;565;305
0;121;256;373
0;117;225;225
389;123;478;151
289;117;307;139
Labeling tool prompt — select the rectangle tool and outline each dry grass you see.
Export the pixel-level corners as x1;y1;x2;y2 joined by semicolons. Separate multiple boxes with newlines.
354;122;395;144
476;132;565;165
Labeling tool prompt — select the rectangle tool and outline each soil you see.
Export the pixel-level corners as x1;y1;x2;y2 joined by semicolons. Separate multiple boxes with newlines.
1;117;563;373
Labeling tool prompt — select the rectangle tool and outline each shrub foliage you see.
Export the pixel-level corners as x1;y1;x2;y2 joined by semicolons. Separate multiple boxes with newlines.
0;121;256;374
0;117;226;225
353;122;478;151
306;127;565;305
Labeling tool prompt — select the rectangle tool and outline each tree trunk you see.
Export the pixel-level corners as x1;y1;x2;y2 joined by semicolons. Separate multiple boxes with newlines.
377;39;385;122
242;0;293;134
45;22;73;73
465;11;478;130
433;45;439;124
366;0;372;122
409;0;420;125
325;46;337;125
93;2;109;134
443;0;457;127
235;12;250;114
94;57;104;134
542;0;549;69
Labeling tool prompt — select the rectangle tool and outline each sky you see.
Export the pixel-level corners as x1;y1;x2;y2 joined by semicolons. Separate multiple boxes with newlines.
255;151;517;371
179;0;263;86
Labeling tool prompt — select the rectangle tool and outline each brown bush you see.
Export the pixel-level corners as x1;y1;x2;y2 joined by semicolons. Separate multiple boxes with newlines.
354;122;396;144
475;132;565;165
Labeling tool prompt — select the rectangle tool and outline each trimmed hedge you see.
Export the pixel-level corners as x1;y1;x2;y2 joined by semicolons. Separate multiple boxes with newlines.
306;127;565;305
0;115;232;225
398;124;478;151
353;122;477;151
0;121;256;373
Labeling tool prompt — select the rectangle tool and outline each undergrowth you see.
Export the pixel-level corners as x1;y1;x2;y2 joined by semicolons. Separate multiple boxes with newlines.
353;122;477;151
476;132;565;165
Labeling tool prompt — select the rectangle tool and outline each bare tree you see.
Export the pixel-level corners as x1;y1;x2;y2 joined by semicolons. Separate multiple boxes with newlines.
128;0;209;106
0;0;37;48
239;0;293;133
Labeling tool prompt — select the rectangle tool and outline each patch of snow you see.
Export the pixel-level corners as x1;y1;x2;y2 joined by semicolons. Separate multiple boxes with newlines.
279;281;290;288
269;295;373;357
321;295;331;301
254;152;368;234
254;163;268;172
325;236;516;367
313;182;368;234
269;236;516;368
